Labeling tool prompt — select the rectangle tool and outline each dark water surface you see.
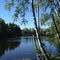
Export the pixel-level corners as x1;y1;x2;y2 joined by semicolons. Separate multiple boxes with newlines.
0;36;37;60
0;36;60;60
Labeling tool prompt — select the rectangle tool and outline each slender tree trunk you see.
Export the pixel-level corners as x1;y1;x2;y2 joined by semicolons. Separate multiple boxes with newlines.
32;0;39;40
54;3;60;23
54;8;60;23
38;0;40;28
52;14;60;42
32;0;49;60
38;0;41;39
58;0;60;6
33;35;40;60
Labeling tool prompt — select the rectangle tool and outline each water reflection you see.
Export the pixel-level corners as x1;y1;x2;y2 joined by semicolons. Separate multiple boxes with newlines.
45;37;60;56
33;37;49;60
0;36;37;60
0;39;20;57
33;37;60;60
33;38;41;60
0;36;60;60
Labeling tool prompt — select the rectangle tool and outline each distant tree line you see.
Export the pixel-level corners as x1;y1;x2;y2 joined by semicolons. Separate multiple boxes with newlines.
22;28;36;36
44;19;60;37
0;18;46;39
0;18;37;39
0;18;22;38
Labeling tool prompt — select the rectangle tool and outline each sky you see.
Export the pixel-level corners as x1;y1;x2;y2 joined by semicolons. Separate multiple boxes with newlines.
0;0;50;30
0;0;35;29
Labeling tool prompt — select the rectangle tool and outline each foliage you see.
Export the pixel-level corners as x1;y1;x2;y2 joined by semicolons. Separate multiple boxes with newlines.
39;0;60;38
0;18;36;38
0;18;22;38
45;36;60;60
43;15;60;37
5;0;29;23
40;13;52;25
7;23;22;37
5;0;60;59
22;28;36;36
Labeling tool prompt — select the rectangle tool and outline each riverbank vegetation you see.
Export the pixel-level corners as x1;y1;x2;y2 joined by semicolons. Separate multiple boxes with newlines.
1;0;60;60
0;18;36;38
0;17;46;38
0;18;22;38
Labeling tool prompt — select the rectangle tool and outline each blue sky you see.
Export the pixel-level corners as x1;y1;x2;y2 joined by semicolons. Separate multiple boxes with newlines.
0;0;35;29
0;0;50;30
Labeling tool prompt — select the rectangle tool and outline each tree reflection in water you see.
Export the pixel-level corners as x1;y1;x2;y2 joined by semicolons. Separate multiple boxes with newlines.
0;39;20;57
45;37;60;59
33;36;60;60
33;38;45;60
46;37;60;55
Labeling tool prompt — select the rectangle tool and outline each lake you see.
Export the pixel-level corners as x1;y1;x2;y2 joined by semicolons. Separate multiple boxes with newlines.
0;36;60;60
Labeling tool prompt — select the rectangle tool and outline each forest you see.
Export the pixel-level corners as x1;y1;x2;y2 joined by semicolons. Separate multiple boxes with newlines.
0;18;37;38
0;18;22;38
0;0;60;60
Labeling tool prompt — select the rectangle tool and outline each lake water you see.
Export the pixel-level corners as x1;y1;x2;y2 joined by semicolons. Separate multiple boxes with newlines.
0;36;60;60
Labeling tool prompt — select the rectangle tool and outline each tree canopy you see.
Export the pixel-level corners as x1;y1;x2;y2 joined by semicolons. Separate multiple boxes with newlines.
0;18;22;38
4;0;60;59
